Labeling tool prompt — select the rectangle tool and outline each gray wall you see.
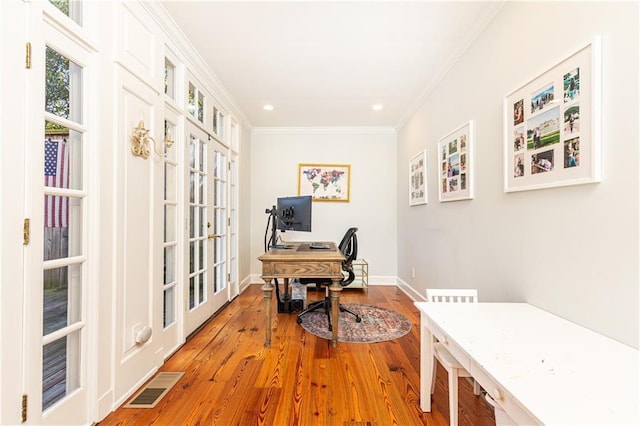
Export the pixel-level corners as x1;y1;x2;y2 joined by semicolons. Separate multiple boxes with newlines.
238;122;253;288
397;1;639;348
249;128;398;283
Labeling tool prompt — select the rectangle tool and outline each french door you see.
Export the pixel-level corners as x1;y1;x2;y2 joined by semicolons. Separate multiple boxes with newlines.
22;1;93;424
208;136;230;312
162;109;182;357
184;123;229;336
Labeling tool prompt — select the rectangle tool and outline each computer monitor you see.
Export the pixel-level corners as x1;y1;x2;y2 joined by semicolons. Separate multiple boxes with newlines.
276;195;312;232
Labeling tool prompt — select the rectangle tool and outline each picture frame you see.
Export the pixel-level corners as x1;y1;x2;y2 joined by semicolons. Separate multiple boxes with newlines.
438;120;474;202
409;150;427;206
298;163;350;202
504;38;601;192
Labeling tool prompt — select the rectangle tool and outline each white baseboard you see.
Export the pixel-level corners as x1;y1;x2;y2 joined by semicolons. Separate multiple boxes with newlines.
396;277;426;302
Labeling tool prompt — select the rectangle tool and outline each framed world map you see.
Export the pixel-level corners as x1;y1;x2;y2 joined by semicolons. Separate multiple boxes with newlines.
298;163;350;202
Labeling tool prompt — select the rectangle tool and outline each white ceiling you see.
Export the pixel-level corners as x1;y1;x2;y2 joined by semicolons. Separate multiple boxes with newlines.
161;1;505;129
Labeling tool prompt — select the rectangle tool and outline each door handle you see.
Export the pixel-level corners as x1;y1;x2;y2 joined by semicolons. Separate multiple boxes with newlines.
207;233;222;239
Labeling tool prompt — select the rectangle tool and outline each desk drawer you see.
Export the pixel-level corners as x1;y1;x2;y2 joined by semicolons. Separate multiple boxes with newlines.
468;360;540;425
429;321;470;370
272;262;338;277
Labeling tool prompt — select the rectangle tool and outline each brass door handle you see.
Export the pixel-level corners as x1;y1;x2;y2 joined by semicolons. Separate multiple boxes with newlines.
207;233;222;239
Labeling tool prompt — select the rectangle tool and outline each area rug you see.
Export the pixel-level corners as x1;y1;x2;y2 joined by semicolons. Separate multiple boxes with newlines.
299;304;412;343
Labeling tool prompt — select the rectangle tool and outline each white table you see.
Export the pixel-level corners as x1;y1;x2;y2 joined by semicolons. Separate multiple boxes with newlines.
415;302;639;425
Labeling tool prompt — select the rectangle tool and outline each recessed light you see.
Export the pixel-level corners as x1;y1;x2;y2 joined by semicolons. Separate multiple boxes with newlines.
372;104;383;111
263;104;274;111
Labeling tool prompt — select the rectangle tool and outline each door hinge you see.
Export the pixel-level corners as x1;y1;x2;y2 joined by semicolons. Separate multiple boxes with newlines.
227;273;231;282
21;394;27;422
25;42;31;69
23;218;30;245
227;217;230;227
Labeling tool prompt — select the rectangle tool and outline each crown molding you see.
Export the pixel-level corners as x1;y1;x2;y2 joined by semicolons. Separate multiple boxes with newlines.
252;126;396;135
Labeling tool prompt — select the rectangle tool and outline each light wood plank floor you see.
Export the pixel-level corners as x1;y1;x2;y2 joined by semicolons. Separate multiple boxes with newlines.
98;284;496;426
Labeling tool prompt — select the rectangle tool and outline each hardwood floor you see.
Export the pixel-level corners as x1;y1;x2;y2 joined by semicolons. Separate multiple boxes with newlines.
98;285;496;426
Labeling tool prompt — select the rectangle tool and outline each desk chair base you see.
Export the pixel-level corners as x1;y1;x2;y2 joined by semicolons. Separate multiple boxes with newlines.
297;297;361;331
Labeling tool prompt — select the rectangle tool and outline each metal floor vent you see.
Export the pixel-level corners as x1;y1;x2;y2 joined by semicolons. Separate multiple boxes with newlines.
123;372;184;409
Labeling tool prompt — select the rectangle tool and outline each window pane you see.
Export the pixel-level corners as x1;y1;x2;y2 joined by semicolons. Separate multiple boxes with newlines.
189;172;195;203
43;188;81;260
215;263;226;293
199;174;204;204
199;141;205;172
197;92;204;123
200;207;206;237
215;208;223;235
164;246;175;284
44;219;81;261
188;83;196;117
43;264;82;336
44;123;83;190
218;112;225;138
42;330;81;410
46;47;82;124
212;107;218;134
164;58;175;100
164;205;176;241
164;163;176;201
198;273;204;303
48;0;82;25
216;237;225;266
164;120;176;162
189;206;195;238
189;241;195;273
189;135;196;168
163;286;175;327
189;276;195;309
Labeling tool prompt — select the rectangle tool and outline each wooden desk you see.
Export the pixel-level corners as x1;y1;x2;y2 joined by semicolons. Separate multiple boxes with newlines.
414;302;639;425
258;242;345;348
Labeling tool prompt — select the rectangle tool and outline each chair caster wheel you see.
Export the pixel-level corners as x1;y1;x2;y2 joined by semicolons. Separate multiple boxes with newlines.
296;318;302;324
356;316;362;323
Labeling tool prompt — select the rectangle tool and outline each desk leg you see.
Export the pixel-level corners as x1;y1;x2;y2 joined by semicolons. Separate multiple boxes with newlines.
329;279;342;348
420;311;434;412
262;279;274;348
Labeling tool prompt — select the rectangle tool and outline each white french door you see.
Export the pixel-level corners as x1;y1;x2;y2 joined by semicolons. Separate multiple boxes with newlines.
208;137;230;312
22;1;93;424
161;109;182;357
184;123;230;335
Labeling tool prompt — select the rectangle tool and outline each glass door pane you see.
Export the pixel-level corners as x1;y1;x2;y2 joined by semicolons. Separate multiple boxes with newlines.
213;150;226;294
188;133;206;309
163;119;178;328
42;44;86;414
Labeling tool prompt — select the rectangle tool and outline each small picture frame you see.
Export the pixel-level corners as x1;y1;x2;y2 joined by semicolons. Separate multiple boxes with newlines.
504;38;601;192
298;163;350;202
438;121;474;202
409;150;427;206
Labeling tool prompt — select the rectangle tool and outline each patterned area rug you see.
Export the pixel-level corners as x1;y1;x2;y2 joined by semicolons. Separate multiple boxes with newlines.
299;303;412;343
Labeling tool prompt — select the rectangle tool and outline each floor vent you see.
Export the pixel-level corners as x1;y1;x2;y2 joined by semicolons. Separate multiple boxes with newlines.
123;372;184;409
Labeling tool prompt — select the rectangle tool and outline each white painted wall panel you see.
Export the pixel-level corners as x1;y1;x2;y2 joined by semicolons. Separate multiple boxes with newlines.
114;67;161;399
117;1;160;89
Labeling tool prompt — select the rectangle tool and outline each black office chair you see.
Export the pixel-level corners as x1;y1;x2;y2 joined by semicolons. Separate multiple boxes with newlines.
296;227;361;330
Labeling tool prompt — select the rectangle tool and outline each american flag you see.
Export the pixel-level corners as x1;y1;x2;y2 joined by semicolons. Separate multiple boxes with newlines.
44;138;69;228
